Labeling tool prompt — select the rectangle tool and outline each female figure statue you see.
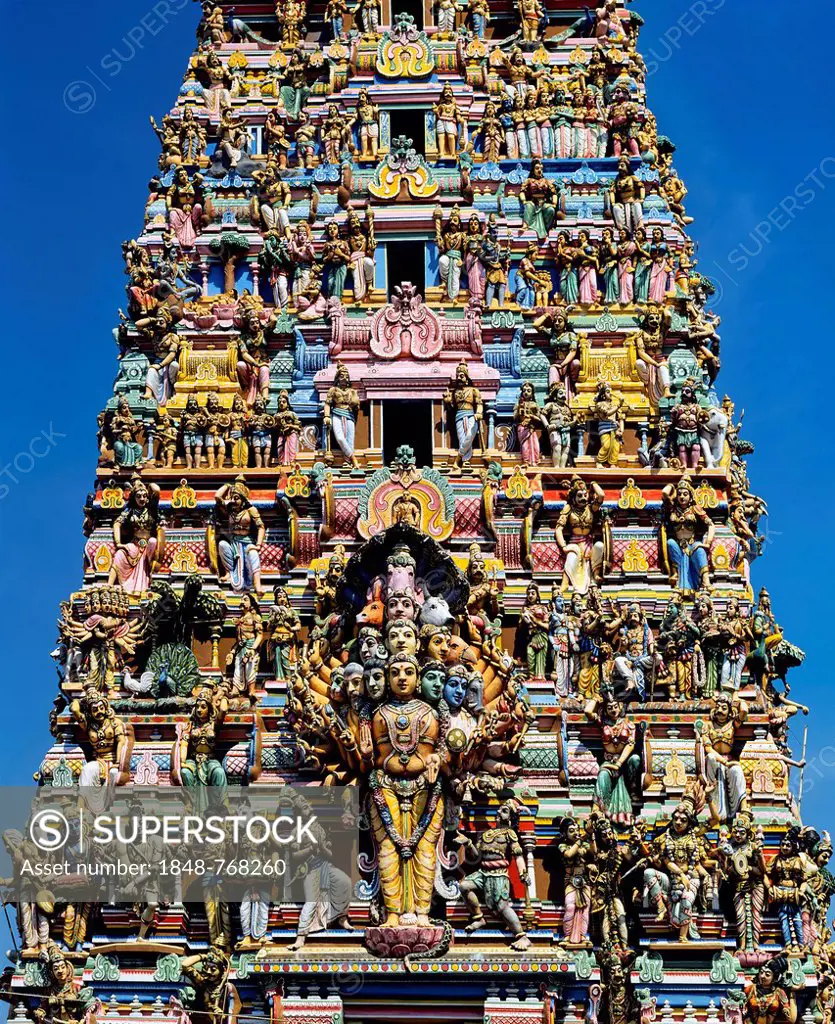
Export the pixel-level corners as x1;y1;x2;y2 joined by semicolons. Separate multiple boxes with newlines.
648;227;673;302
586;689;641;823
173;687;229;813
618;226;635;301
321;102;349;164
591;381;624;468
321;221;351;301
519;583;549;678
464;214;487;302
743;958;799;1024
558;817;592;945
140;308;180;407
633;227;651;302
265;586;302;679
324;361;360;468
109;478;163;594
514;381;542;466
274;389;301;466
555;231;579;303
226;394;248;468
167;168;205;250
662;477;714;592
478;101;505;163
576;228;600;304
599;227;619;305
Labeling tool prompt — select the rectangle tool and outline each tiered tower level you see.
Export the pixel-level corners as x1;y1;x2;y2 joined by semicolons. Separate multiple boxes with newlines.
5;3;831;1024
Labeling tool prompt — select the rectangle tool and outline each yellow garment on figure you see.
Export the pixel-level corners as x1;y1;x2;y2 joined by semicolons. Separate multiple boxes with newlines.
370;779;445;918
598;430;621;466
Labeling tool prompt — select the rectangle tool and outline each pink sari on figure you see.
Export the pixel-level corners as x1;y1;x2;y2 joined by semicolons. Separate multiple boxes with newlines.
169;205;202;249
618;244;635;303
276;433;299;466
579;265;598;304
113;540;158;595
517;424;541;465
649;260;672;302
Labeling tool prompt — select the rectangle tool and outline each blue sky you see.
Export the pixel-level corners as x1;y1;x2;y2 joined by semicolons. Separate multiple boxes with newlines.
0;0;832;875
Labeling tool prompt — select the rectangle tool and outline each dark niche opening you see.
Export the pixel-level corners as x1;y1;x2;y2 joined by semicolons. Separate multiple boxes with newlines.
383;399;434;468
388;107;426;155
386;240;426;297
391;0;424;29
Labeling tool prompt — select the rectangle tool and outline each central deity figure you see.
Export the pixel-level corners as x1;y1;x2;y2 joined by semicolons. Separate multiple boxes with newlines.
369;655;446;926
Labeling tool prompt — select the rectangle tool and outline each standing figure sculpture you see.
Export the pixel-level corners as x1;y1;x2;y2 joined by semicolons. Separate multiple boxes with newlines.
444;362;483;469
274;389;301;467
514;381;542;466
456;799;531;950
670;380;706;469
718;812;767;953
558;816;592;945
591;381;625;468
435;205;466;303
586;688;641;824
542;383;575;468
213;478;265;594
609;156;645;233
555;478;606;594
434;83;466;159
265;585;302;679
324;362;361;468
354;89;381;159
347;210;376;304
367;656;445;927
768;826;808;953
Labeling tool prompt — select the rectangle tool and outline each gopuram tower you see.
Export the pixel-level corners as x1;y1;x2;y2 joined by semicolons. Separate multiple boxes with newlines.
4;4;831;1024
